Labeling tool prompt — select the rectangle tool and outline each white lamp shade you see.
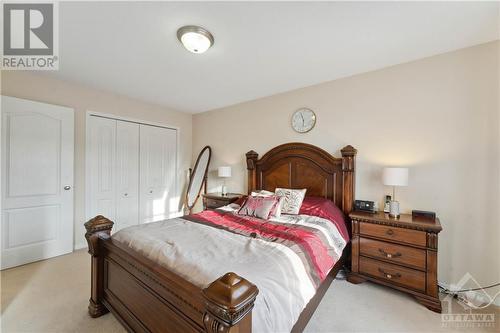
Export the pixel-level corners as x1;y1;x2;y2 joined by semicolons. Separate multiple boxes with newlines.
382;167;408;187
218;166;232;178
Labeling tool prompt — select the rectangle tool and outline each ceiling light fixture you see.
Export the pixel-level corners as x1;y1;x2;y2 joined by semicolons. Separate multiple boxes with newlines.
177;25;214;54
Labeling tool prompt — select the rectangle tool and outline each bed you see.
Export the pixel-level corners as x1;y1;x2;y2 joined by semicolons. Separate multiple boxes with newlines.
84;142;357;333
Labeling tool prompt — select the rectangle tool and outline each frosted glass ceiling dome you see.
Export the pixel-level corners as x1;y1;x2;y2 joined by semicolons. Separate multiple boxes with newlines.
177;25;214;54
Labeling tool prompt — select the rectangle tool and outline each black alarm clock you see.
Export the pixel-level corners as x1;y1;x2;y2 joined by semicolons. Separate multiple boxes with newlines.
354;200;377;213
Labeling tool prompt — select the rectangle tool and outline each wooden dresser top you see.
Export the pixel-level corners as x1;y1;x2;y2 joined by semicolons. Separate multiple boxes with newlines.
349;211;442;233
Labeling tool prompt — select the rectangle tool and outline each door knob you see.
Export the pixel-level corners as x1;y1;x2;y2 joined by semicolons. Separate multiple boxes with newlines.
64;185;71;190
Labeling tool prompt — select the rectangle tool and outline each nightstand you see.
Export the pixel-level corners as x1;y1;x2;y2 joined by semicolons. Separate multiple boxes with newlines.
202;193;243;210
347;211;443;313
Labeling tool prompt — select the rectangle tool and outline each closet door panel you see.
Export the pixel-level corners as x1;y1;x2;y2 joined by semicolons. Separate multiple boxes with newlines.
139;125;177;223
115;121;140;230
88;117;116;221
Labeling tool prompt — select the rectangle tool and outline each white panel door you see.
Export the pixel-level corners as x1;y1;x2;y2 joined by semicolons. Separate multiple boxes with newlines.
87;116;116;221
139;125;177;223
115;121;139;231
1;96;74;269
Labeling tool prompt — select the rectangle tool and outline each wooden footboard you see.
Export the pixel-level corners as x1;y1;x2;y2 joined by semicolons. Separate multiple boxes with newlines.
84;215;259;333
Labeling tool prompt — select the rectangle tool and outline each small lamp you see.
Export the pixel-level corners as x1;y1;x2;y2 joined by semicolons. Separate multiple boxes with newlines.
382;167;408;218
218;166;231;196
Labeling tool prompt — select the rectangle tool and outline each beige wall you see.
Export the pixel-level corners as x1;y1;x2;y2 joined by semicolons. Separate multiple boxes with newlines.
1;71;192;248
1;41;498;293
193;41;500;288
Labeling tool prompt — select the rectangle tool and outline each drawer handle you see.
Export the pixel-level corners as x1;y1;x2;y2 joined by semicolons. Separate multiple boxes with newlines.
378;248;402;259
378;268;401;280
386;229;395;236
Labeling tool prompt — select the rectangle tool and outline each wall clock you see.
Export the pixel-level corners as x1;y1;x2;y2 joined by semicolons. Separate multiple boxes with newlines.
291;108;316;133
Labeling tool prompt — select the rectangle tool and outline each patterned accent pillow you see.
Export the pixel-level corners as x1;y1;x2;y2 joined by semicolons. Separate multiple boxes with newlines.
250;190;283;218
238;195;280;220
275;188;307;215
269;196;284;218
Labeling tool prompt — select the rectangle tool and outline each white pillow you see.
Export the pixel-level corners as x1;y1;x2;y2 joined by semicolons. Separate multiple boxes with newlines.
251;190;275;197
274;188;307;215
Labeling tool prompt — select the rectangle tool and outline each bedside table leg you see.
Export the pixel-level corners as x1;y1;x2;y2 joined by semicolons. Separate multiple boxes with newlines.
414;295;442;313
346;273;366;284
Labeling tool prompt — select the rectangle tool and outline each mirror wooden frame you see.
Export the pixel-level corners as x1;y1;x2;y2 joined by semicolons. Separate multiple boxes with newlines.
185;146;212;214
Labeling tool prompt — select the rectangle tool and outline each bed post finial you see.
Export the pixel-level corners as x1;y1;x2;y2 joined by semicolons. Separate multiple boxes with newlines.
246;150;258;194
84;215;114;318
85;215;114;255
202;272;259;333
341;145;357;215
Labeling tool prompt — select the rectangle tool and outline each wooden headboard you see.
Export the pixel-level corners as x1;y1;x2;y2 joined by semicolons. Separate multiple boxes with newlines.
246;142;357;215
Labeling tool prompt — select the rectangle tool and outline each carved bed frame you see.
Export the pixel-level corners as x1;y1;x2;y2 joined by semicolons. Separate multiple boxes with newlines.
85;142;357;333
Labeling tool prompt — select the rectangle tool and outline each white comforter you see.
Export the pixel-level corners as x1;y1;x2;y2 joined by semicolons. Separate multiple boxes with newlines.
112;206;346;333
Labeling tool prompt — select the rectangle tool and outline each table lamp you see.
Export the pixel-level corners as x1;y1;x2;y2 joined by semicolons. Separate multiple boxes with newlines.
382;167;408;218
218;166;231;196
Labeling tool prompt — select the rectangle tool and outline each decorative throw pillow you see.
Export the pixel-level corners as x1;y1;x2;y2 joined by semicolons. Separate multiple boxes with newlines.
238;195;280;220
274;188;307;215
250;190;283;218
269;196;284;218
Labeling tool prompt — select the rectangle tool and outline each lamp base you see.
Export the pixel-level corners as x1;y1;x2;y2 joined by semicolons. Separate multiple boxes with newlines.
221;185;228;196
389;200;400;218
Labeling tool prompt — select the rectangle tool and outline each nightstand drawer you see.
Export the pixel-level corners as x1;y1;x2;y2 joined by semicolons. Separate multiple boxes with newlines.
359;238;426;270
359;222;426;247
205;198;227;209
202;193;243;210
359;257;426;292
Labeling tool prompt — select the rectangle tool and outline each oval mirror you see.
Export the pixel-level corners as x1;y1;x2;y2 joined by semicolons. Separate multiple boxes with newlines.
185;146;212;213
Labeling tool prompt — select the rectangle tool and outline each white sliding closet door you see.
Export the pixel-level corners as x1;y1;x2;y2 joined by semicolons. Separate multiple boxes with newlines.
115;121;139;230
87;115;177;228
1;96;74;269
87;116;116;221
139;125;177;223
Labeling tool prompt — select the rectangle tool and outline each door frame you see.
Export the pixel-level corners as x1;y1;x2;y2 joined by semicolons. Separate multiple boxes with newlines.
84;111;180;241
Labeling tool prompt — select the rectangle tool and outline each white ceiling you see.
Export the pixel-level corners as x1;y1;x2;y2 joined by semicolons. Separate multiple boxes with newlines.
48;1;499;113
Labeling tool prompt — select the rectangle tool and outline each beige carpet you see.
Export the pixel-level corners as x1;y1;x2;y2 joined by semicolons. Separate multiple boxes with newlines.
1;250;498;332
